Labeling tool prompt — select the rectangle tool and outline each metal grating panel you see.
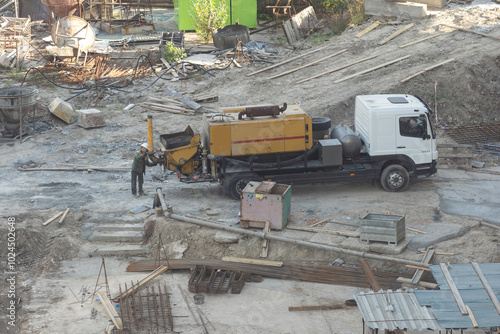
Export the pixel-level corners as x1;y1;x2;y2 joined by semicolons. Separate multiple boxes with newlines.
355;290;443;331
415;263;500;329
445;123;500;144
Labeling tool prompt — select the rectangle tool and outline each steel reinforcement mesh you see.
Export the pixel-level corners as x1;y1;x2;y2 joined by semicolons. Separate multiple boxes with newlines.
445;122;500;144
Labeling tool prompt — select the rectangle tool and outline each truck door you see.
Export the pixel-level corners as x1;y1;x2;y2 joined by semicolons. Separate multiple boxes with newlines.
396;114;433;164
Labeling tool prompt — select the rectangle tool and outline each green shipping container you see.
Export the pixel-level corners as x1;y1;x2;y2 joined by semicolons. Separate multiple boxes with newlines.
229;0;257;28
174;0;256;31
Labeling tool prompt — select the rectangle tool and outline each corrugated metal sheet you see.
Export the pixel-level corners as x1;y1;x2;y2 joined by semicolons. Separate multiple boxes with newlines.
355;290;443;331
415;263;500;329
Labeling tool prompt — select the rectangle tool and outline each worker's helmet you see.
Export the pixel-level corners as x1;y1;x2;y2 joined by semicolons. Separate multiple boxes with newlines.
141;143;148;149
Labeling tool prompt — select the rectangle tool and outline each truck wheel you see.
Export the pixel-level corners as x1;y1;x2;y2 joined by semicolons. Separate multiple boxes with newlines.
380;165;409;192
225;174;260;200
312;117;332;131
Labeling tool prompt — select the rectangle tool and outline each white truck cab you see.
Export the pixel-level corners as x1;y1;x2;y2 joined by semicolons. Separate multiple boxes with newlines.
355;94;438;166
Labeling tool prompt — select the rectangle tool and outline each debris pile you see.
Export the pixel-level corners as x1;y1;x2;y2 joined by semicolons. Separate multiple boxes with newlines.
0;16;31;68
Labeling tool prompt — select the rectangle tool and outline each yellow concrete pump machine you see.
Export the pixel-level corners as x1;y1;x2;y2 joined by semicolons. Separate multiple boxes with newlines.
150;95;438;199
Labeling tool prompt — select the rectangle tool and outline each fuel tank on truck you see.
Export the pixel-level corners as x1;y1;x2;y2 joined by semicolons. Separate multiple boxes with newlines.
203;104;313;157
331;124;362;158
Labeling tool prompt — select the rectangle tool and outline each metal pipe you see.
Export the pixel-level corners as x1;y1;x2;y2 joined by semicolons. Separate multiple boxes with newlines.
201;149;208;175
156;188;168;212
147;115;154;153
168;212;428;268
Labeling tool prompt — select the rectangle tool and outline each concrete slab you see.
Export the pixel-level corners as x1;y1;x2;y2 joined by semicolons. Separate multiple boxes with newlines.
214;230;240;244
368;238;409;255
407;223;470;251
413;0;445;8
365;0;428;19
46;46;75;57
77;108;106;129
89;231;144;243
95;223;144;232
437;179;500;225
49;97;78;124
88;243;150;256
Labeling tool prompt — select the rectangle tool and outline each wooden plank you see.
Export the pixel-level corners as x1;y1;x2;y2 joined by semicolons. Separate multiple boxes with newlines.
465;305;479;328
118;265;169;299
411;249;435;284
333;55;411;84
260;222;270;258
401;59;455;83
480;221;500;230
97;291;124;330
419;250;455;256
405;264;432;272
472;262;500;314
399;33;443;48
327;221;359;227
42;212;63;226
247;45;329;76
359;259;381;292
142;102;194;112
440;263;468;315
222;257;283;267
286;224;360;237
379;23;414;45
356;21;380;38
310;218;330;227
58;208;70;224
268;49;347;80
283;6;319;45
148;96;184;106
191;93;219;103
164;87;202;110
296;55;377;84
288;303;343;311
140;104;195;116
269;49;348;80
407;227;426;234
440;24;500;41
397;277;439;289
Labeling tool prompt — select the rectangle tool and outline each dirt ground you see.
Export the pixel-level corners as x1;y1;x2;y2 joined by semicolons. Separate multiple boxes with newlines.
1;1;500;333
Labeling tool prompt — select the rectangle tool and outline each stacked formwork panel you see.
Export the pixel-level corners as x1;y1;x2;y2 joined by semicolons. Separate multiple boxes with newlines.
0;16;31;68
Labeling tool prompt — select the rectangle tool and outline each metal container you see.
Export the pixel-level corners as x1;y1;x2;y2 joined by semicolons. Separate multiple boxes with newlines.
51;16;95;52
42;0;83;18
193;294;205;305
359;213;405;245
318;139;342;166
174;0;257;31
240;181;291;231
212;24;250;49
229;0;257;28
203;104;313;157
0;87;37;137
331;124;362;158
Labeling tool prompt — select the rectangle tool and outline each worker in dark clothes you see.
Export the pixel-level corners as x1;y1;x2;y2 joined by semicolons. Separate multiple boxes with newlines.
131;143;154;197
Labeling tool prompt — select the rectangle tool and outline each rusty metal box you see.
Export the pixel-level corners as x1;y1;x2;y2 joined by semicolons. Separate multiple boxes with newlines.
359;213;405;245
240;181;291;231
